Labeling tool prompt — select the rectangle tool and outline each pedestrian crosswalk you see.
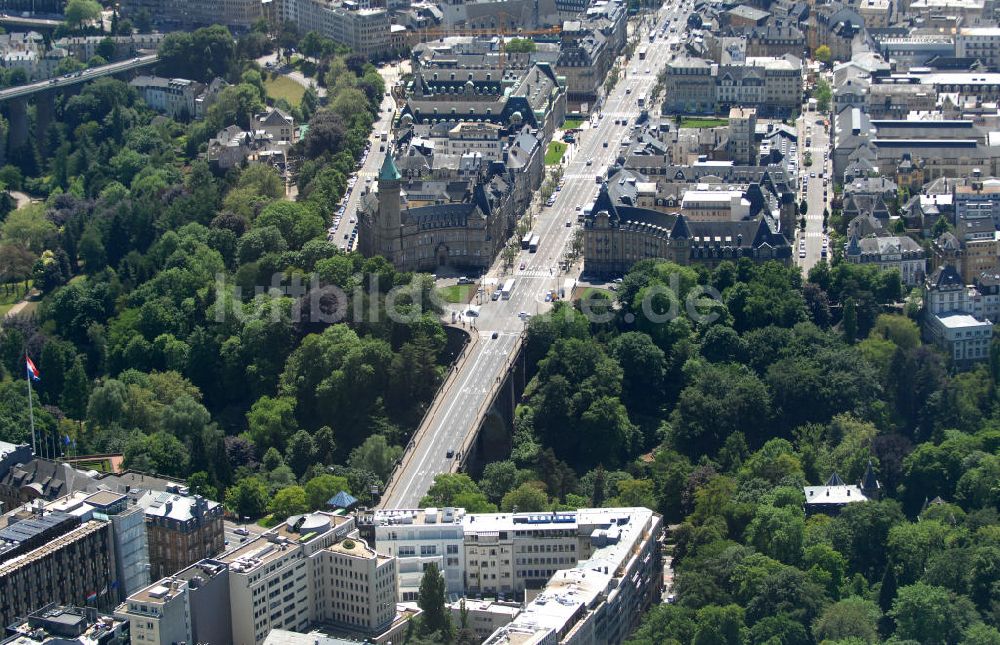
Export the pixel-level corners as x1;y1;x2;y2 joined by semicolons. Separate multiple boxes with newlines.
516;268;558;279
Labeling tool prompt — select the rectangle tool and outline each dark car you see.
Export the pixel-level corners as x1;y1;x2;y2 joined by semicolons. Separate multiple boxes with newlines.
491;331;499;339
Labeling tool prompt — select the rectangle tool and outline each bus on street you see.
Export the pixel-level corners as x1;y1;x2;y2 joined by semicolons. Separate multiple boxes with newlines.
529;234;540;253
521;231;533;250
638;46;648;60
501;279;516;300
637;93;647;108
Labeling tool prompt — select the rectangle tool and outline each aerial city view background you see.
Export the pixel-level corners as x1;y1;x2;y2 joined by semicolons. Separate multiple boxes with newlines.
0;0;999;643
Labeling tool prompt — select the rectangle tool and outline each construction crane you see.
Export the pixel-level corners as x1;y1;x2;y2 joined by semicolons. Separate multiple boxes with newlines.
413;16;561;73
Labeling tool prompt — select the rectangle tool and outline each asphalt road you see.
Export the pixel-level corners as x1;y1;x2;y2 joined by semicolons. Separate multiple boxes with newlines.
796;106;833;274
222;518;267;552
379;4;688;510
328;62;406;251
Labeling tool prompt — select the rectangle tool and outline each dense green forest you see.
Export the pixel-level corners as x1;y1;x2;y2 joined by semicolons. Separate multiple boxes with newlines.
0;25;447;519
415;258;1000;645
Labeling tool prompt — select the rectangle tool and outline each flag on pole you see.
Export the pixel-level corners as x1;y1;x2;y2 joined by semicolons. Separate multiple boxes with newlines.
25;356;40;381
85;590;97;602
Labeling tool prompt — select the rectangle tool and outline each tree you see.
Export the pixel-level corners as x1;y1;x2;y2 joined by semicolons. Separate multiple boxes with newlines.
268;485;308;521
304;474;350;510
187;471;218;500
625;604;697;645
843;297;858;343
348;434;403;481
96;38;116;61
799;200;809;216
815;45;832;65
814;77;832;112
422;473;486;506
417;563;451;637
313;425;337;465
284;429;316;477
64;0;102;28
746;504;805;565
813;597;881;643
2;205;56;254
479;460;520;504
890;583;979;644
506;38;537;53
60;356;90;420
247;395;298;454
501;483;549;512
226;477;269;519
693;604;745;645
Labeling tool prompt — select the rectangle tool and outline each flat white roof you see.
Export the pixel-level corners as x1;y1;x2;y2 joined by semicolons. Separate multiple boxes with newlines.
937;312;992;328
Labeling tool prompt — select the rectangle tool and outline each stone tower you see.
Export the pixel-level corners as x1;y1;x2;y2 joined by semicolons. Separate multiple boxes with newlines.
376;153;402;263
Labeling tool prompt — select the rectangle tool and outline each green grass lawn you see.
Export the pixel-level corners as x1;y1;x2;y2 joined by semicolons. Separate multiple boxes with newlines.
576;286;614;301
265;76;306;107
679;117;729;129
436;284;475;304
562;117;584;129
0;282;31;318
545;142;568;165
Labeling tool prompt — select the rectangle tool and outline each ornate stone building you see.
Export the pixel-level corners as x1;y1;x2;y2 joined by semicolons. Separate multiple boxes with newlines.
583;182;792;276
358;154;514;272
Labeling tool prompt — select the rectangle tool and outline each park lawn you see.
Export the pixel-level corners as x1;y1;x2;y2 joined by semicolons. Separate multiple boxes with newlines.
436;284;475;304
545;142;568;165
576;286;615;301
265;75;306;107
0;281;32;318
562;117;584;129
680;117;729;128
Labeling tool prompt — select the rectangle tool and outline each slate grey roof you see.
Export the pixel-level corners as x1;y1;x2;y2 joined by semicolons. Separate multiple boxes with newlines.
927;264;964;289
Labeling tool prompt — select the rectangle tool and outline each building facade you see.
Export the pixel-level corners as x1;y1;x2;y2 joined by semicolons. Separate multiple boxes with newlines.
0;514;117;628
129;76;205;120
482;508;663;645
277;0;396;59
358;153;515;273
583;181;792;276
923;264;994;365
844;234;927;286
119;0;261;30
144;491;224;580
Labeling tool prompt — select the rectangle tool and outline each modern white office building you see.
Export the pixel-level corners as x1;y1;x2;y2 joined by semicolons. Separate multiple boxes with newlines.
371;507;466;601
370;507;663;613
482;507;664;645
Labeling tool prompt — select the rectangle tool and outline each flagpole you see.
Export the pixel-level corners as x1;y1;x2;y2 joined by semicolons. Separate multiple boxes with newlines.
25;350;35;455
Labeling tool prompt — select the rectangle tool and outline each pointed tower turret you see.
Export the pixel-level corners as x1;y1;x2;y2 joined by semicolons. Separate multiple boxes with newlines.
860;459;881;500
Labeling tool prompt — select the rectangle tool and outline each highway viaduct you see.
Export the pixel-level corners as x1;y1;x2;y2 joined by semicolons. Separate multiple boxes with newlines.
0;53;158;159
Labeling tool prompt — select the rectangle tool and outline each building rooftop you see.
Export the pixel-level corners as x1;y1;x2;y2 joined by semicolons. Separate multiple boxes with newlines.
936;312;992;328
127;577;187;605
372;507;466;526
3;604;125;645
221;513;353;574
144;492;220;523
482;508;657;645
